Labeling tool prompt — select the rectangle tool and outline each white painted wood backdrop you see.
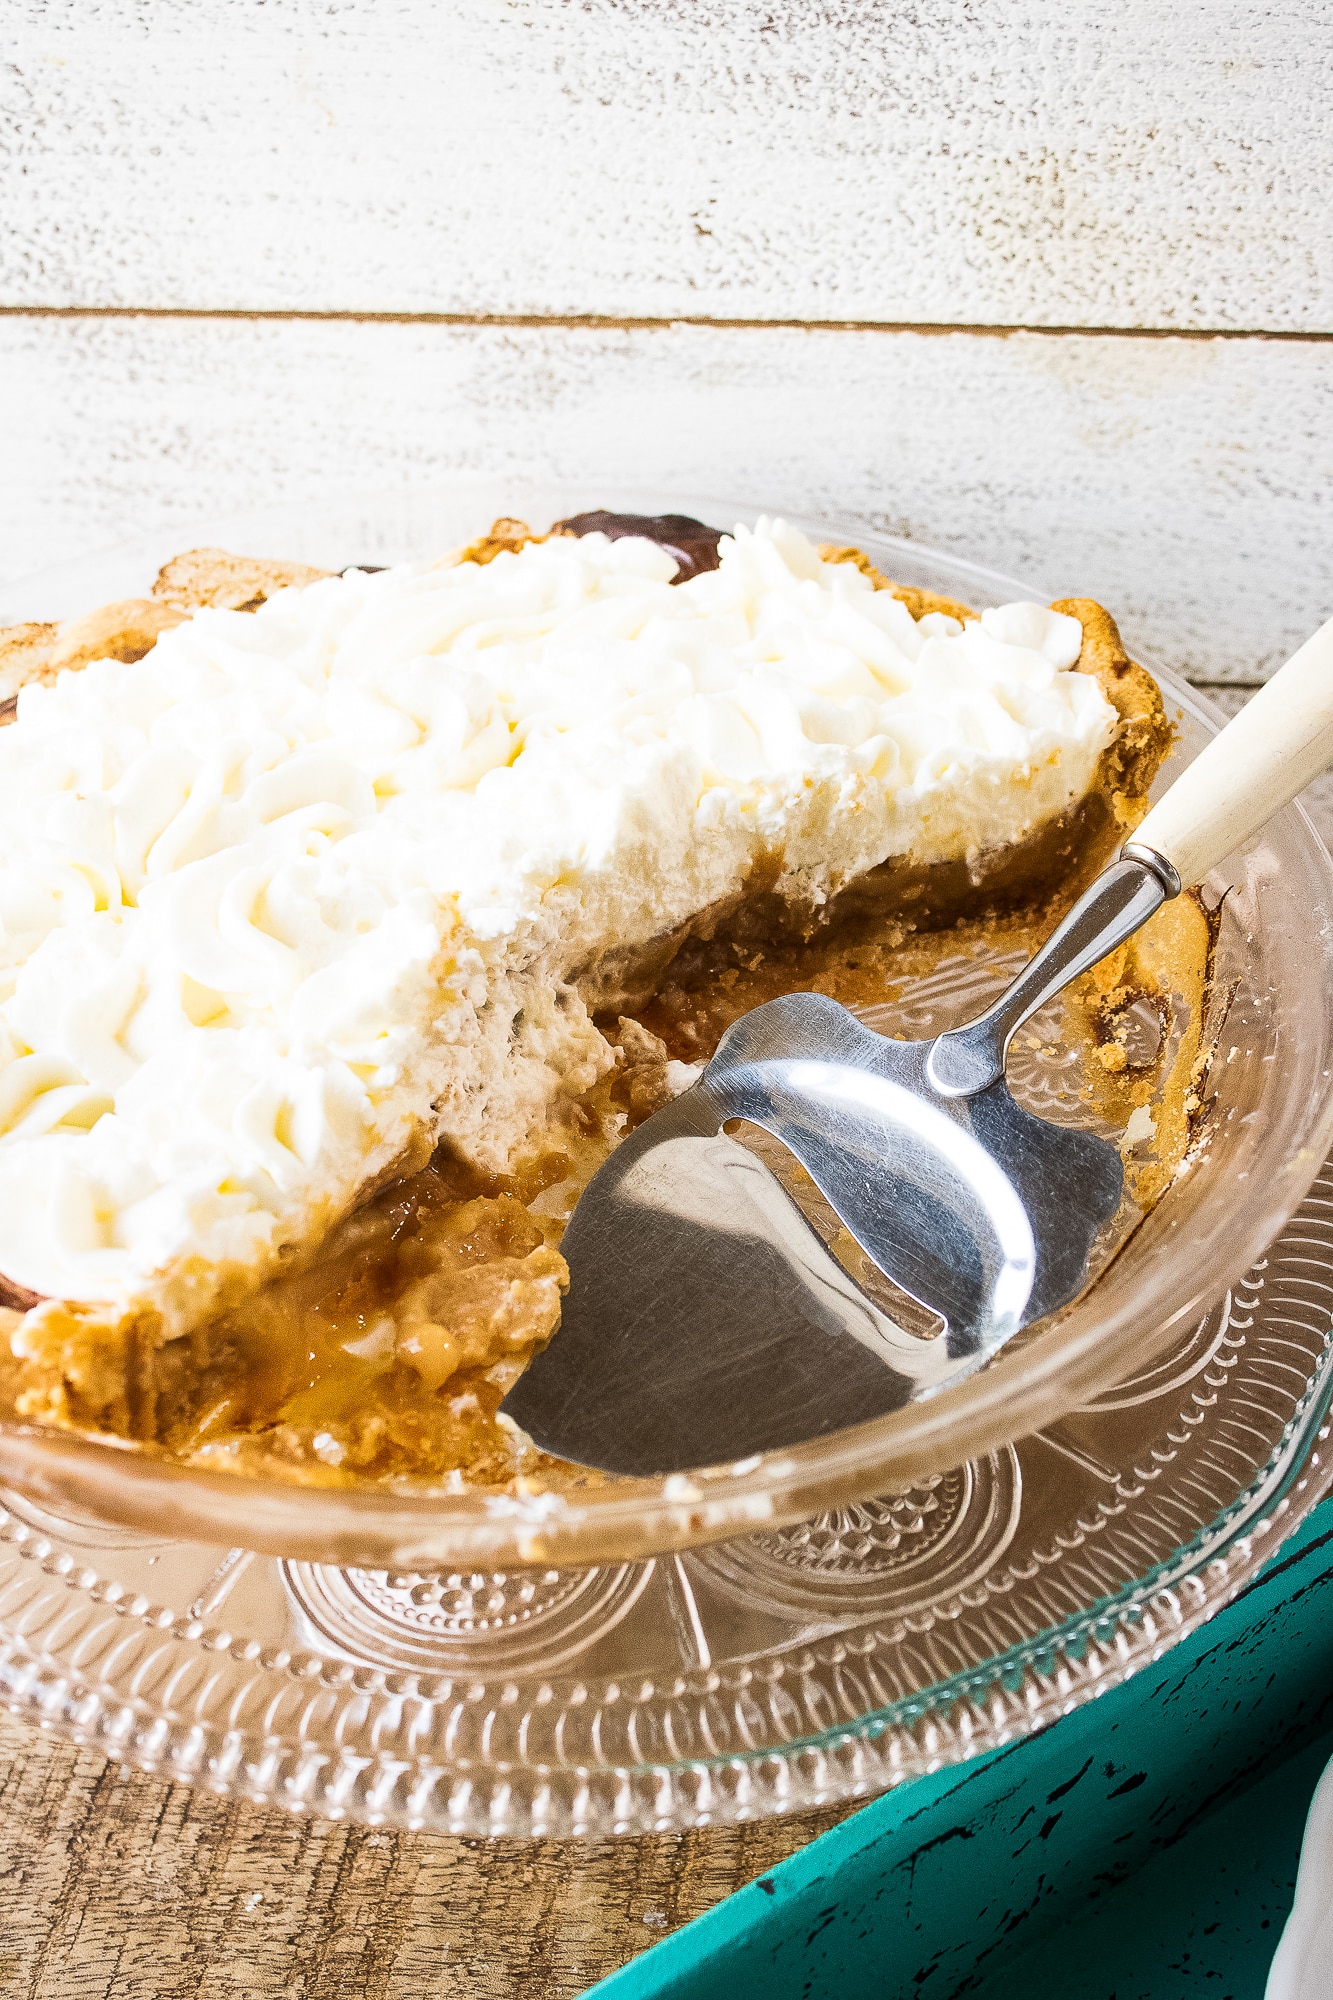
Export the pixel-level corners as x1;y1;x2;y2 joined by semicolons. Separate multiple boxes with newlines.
3;0;1331;679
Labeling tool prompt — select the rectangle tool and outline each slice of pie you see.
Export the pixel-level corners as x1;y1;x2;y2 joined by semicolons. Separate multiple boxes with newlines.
0;514;1172;1477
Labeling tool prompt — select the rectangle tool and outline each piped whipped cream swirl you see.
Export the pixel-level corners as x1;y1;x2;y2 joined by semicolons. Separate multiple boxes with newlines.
0;520;1115;1326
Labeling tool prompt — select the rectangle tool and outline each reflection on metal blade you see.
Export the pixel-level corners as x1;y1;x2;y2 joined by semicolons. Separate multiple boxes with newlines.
502;992;1125;1477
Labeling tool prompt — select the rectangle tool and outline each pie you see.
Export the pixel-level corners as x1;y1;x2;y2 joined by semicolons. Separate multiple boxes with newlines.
0;512;1183;1486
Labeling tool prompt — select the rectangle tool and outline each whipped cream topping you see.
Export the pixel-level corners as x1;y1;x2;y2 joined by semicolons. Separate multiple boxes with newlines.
0;520;1115;1326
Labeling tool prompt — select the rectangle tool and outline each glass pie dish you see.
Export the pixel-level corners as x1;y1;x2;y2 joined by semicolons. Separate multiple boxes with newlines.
2;482;1332;1579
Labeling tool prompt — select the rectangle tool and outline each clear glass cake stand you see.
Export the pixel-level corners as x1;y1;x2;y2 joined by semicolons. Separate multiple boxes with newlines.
1;486;1332;1835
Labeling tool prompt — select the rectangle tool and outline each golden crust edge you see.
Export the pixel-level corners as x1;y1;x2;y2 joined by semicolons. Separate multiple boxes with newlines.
0;548;336;719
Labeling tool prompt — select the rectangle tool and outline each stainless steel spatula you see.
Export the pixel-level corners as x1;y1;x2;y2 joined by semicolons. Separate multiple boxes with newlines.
502;614;1333;1475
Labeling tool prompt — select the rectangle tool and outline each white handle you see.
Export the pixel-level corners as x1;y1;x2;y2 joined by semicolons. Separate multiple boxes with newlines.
1134;613;1333;887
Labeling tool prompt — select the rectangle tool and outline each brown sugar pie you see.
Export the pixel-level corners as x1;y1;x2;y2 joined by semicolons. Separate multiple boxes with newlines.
0;511;1199;1490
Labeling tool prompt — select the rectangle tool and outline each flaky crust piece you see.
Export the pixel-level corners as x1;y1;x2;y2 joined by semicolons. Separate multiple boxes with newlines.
0;547;332;721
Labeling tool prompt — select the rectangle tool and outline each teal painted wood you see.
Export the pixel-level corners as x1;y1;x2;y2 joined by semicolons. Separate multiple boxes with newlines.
592;1500;1333;1999
984;1725;1332;1999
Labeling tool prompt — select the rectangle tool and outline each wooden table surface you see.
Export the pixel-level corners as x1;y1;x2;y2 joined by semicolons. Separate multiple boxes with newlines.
5;3;1333;688
0;1708;855;1999
0;687;1324;1999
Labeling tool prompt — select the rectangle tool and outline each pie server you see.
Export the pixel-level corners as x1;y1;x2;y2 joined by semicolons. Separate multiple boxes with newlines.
502;615;1333;1476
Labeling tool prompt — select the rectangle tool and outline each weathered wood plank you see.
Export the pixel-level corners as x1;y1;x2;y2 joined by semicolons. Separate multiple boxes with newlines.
0;1708;853;1999
4;0;1330;330
2;315;1330;680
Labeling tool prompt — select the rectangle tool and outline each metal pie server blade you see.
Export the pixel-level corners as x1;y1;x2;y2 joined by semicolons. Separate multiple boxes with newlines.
502;851;1176;1476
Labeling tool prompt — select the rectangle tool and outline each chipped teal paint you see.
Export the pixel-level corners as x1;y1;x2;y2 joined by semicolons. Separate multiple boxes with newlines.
983;1730;1331;1998
591;1500;1333;1999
